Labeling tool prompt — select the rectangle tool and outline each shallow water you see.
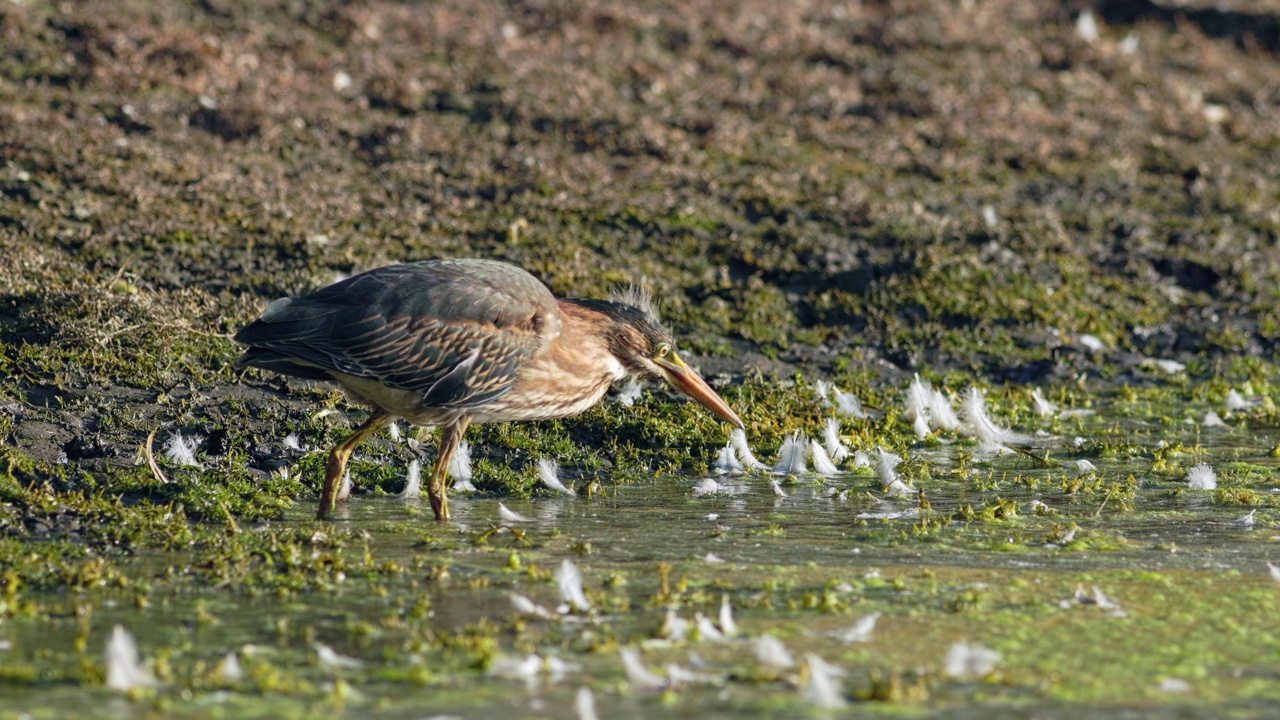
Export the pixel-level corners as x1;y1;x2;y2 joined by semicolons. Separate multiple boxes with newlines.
4;405;1280;719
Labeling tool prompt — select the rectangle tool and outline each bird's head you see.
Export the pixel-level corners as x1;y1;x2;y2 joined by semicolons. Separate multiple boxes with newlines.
570;293;745;430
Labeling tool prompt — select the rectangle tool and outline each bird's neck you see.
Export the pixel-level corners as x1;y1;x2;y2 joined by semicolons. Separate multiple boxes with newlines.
478;301;628;422
548;300;630;385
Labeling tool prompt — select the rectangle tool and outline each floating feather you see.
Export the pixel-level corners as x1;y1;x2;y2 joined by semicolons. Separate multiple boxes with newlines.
912;413;930;439
874;447;902;487
660;608;689;641
1202;411;1226;427
926;387;960;431
399;460;421;499
810;441;839;475
557;559;591;611
693;477;720;497
217;652;243;682
538;459;576;496
960;387;1025;452
850;451;872;469
487;653;541;684
771;432;808;475
1224;390;1251;411
769;479;788;498
823;418;849;462
576;686;598;720
314;642;362;670
105;625;154;692
903;375;930;423
730;428;767;470
163;431;203;469
885;478;916;499
833;612;880;644
802;654;846;709
498;502;531;522
694;612;724;641
510;593;553;618
944;641;1000;679
620;648;666;690
754;635;795;669
1030;388;1058;417
1186;463;1216;489
718;596;737;637
1268;563;1280;583
714;442;743;474
335;470;352;501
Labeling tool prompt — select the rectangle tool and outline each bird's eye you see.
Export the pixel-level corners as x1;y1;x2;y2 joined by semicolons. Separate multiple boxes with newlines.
655;343;671;359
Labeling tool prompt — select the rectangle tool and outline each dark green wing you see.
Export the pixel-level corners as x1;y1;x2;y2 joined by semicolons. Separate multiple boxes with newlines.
234;259;559;408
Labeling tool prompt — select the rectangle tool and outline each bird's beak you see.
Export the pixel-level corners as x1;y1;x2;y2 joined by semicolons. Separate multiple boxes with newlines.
657;353;745;429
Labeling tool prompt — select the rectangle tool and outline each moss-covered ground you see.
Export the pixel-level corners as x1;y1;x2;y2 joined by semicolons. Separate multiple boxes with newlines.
3;0;1280;716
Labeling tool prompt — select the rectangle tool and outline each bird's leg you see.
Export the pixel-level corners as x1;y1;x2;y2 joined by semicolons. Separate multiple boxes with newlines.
428;416;471;522
318;409;392;520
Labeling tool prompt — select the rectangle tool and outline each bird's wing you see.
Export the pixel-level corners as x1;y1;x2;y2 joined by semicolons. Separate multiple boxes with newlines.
235;260;560;408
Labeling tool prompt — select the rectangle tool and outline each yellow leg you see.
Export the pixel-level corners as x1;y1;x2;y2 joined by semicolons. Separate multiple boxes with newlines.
428;417;470;522
318;410;392;520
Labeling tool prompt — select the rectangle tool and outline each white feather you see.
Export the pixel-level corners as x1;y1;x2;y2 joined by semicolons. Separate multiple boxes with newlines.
314;642;363;670
813;379;833;406
823;418;849;462
1186;463;1216;489
718;596;737;637
926;387;960;431
714;442;743;474
575;686;598;720
163;431;203;469
850;451;872;469
693;477;720;497
218;652;242;682
874;447;902;487
832;388;866;418
105;625;154;691
833;612;880;643
498;502;530;522
770;479;788;498
960;387;1026;452
944;641;1000;678
282;433;303;451
1224;389;1252;411
730;428;767;470
802;654;846;709
335;470;352;501
616;379;643;407
660;608;689;641
449;441;477;492
399;459;421;499
620;648;666;690
537;459;575;496
810;441;839;475
912;413;930;439
772;432;808;475
388;422;401;442
754;635;795;669
695;612;724;641
557;559;591;611
1030;388;1058;417
903;375;930;423
1268;563;1280;583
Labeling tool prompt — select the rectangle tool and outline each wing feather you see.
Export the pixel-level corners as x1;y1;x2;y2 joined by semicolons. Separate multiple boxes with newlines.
235;260;558;408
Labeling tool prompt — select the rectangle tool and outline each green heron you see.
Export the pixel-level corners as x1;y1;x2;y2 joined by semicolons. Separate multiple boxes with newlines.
234;258;744;521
